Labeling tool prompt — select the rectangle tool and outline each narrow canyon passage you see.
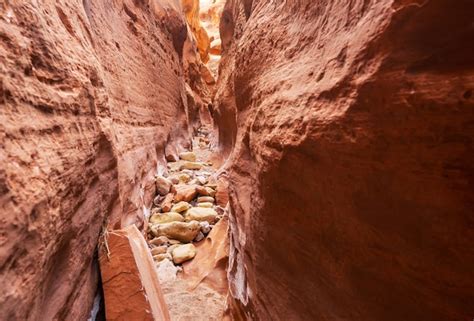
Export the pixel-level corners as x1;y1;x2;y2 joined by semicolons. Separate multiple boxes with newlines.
1;0;474;321
99;126;230;321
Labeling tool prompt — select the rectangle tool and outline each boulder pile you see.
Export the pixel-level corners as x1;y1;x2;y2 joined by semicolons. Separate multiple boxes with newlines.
146;128;224;268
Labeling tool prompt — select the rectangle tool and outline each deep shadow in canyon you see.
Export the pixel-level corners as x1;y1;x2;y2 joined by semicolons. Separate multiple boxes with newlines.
1;0;474;320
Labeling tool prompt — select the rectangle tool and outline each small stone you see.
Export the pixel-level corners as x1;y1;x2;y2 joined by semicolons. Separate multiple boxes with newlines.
150;220;201;243
179;151;197;162
200;221;211;234
197;196;215;203
188;179;198;185
149;212;184;224
153;253;172;262
156;258;179;283
197;202;213;208
156;176;172;195
167;244;181;255
178;173;191;183
181;169;194;176
196;186;207;196
174;184;198;202
205;177;218;189
165;153;178;162
196;176;207;185
179;161;204;170
205;184;218;190
151;246;167;256
206;187;216;197
196;186;216;197
153;195;162;207
194;231;205;242
149;236;170;247
171;244;197;264
171;201;191;213
184;207;218;224
168;176;180;184
168;239;181;245
160;193;174;212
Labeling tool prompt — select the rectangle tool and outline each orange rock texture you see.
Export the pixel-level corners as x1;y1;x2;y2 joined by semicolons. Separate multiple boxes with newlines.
0;0;199;319
214;0;474;320
99;225;170;321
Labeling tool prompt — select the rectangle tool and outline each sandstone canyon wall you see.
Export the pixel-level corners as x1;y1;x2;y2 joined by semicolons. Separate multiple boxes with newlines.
0;0;200;319
215;0;474;320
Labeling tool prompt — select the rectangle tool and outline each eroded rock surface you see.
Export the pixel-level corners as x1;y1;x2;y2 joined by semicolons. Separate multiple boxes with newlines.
215;1;474;320
99;225;170;321
0;1;201;319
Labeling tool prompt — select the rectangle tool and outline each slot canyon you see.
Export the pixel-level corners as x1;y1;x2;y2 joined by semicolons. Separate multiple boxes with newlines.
0;0;473;320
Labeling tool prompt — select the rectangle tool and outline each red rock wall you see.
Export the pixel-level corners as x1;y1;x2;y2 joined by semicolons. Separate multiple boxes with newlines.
215;0;474;320
0;0;194;319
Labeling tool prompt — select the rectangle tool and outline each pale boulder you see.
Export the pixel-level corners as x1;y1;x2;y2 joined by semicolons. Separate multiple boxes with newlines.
180;161;204;170
150;221;201;243
149;212;184;224
179;151;197;162
171;201;191;213
197;202;213;208
178;173;191;183
171;244;197;264
184;207;218;224
197;196;215;203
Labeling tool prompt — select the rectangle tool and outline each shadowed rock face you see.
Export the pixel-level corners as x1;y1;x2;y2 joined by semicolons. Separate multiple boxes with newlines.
0;0;194;319
214;0;474;320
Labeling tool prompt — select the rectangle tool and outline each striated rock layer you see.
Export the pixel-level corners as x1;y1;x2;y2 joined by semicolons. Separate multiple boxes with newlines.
214;0;474;320
0;0;198;319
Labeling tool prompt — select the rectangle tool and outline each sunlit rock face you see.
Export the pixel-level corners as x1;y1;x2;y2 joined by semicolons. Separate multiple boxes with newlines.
199;0;225;75
0;1;193;319
214;0;474;320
